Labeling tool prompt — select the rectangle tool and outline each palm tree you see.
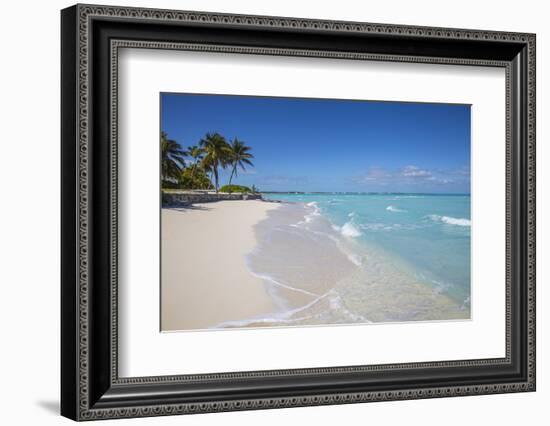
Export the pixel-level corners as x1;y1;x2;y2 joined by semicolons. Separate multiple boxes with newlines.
186;145;204;181
203;162;214;184
228;138;254;186
199;132;231;192
160;131;186;182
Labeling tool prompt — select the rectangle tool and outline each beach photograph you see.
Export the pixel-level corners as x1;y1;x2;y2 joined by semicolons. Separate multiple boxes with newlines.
160;93;472;332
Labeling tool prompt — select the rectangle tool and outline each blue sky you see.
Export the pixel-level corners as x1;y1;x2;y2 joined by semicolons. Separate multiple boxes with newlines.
161;93;471;193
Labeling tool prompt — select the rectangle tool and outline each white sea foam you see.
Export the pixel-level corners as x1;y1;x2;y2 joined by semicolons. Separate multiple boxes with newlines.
360;223;399;232
212;289;369;329
429;278;451;295
327;219;364;263
293;202;321;226
341;222;362;238
461;296;471;311
290;203;365;267
309;226;363;266
212;290;331;328
328;293;369;323
340;221;362;238
212;313;315;328
305;202;321;220
365;223;423;232
345;252;363;266
248;270;319;298
427;214;471;227
386;205;407;213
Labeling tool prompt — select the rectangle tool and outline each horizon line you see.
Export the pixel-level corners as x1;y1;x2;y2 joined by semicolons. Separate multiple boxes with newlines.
259;191;471;195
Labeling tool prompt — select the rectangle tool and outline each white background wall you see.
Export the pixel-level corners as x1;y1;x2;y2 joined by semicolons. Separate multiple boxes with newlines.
0;0;547;424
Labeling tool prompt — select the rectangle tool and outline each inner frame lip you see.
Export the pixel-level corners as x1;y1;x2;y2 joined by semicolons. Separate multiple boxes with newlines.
108;38;513;385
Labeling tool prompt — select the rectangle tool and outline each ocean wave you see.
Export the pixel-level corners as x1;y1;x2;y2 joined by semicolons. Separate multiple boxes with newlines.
427;214;471;227
289;202;365;267
360;223;393;231
342;222;362;238
386;205;407;213
292;202;321;226
332;221;362;238
308;227;363;266
360;223;398;231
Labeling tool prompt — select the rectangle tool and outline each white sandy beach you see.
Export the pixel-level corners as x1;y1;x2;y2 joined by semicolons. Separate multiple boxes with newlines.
161;200;281;331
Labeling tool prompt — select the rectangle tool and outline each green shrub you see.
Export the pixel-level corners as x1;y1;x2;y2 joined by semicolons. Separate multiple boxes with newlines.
161;179;179;190
219;184;252;193
178;168;214;190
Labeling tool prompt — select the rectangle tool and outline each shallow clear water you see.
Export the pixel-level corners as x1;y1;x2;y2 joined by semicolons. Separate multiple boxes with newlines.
261;193;471;308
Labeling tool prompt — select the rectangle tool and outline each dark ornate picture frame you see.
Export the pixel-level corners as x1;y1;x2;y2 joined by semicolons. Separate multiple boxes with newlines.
61;3;536;421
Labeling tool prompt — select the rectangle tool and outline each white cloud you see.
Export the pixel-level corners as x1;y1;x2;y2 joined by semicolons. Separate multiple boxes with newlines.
401;165;432;178
427;176;454;184
259;175;310;187
353;164;468;189
353;167;392;184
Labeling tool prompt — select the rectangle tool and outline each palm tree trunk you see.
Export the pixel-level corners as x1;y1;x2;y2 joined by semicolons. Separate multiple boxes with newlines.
228;165;236;186
213;167;219;193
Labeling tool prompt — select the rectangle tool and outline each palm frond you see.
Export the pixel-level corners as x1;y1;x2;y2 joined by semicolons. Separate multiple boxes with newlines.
199;132;231;191
160;131;186;181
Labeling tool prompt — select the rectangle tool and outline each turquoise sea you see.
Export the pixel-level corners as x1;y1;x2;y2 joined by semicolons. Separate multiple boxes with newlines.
259;193;471;319
252;193;471;320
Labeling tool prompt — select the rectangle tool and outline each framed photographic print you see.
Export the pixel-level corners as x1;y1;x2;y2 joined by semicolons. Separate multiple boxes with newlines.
61;4;536;421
